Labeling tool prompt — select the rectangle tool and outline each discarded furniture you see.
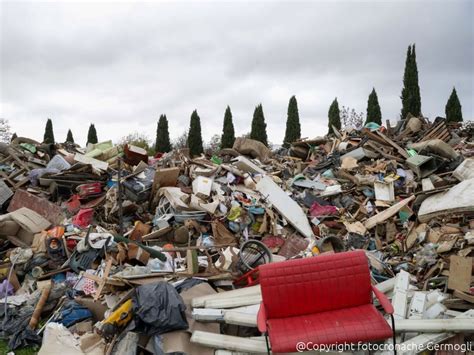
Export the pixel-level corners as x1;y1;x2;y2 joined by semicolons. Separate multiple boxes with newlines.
257;250;395;353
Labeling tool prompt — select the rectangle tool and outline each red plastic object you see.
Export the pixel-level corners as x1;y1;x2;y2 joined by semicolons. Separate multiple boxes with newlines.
66;194;81;214
77;182;102;197
233;267;260;287
257;250;393;353
73;208;94;228
66;238;78;251
372;284;394;314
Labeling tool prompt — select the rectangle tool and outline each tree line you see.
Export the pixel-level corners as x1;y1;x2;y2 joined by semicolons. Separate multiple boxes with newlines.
41;44;464;156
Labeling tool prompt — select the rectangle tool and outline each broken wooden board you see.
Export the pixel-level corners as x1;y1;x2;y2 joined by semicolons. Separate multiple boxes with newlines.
447;255;472;293
376;130;409;158
453;290;474;303
7;189;65;225
364;195;415;230
151;167;180;195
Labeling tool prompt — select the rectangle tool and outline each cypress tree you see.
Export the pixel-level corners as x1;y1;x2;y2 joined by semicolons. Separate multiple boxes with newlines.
66;129;74;143
283;96;301;147
250;104;268;146
43;118;55;144
87;124;98;145
221;106;235;149
187;110;204;156
445;87;463;123
366;88;382;125
327;98;341;134
401;44;422;119
155;114;172;152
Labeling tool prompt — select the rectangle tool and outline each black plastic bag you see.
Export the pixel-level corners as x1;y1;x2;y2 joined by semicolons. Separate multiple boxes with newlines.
174;278;206;294
131;282;188;335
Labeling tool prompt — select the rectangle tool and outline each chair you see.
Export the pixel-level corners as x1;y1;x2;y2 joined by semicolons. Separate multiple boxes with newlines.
257;250;395;353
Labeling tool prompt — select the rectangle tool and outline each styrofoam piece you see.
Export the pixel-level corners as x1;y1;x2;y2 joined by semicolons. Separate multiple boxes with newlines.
190;331;267;353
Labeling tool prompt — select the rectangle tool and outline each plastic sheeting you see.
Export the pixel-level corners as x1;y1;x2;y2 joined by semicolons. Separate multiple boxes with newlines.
38;323;83;355
131;282;188;335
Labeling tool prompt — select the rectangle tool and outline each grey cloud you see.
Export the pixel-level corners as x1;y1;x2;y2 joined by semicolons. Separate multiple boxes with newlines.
0;1;472;146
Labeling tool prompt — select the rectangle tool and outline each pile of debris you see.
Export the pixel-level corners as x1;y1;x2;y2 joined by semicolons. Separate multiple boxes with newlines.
0;116;473;354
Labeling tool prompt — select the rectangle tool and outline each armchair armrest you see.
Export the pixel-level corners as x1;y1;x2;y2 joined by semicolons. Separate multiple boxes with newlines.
257;302;267;333
371;284;394;314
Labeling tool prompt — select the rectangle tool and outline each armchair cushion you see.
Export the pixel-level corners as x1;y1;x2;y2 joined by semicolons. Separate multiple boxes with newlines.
257;250;394;353
267;304;393;353
259;250;372;319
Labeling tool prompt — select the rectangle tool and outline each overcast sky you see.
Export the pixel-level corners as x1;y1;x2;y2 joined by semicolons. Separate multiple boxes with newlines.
1;0;472;147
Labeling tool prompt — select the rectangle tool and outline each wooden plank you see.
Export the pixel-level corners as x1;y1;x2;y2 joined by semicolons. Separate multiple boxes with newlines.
10;152;31;172
364;195;415;229
142;226;173;241
7;189;66;224
363;130;392;146
94;258;113;301
453;290;474;303
376;130;409;158
0;171;16;187
448;255;472;292
13;177;30;189
151;167;180;195
420;121;445;141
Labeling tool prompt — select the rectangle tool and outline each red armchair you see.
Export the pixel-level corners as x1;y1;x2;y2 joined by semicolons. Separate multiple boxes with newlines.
257;250;395;353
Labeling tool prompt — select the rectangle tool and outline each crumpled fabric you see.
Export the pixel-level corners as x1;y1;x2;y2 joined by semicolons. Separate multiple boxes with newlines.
28;168;60;186
131;282;188;335
0;305;42;350
309;202;338;217
55;300;92;327
0;279;14;298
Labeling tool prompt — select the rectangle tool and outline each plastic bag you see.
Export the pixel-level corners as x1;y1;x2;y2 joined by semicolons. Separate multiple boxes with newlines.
131;282;188;335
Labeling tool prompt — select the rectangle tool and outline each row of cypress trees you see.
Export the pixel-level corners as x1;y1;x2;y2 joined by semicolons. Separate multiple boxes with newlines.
42;44;464;155
43;120;98;145
153;44;465;156
328;44;463;134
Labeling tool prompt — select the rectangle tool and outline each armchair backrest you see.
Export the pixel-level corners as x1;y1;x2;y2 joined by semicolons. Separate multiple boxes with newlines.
259;250;372;319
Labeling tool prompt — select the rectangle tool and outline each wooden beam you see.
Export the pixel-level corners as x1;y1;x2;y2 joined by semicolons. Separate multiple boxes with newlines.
375;131;409;158
364;195;415;229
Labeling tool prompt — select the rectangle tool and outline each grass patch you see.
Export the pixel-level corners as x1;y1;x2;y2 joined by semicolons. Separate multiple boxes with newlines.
0;340;38;355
